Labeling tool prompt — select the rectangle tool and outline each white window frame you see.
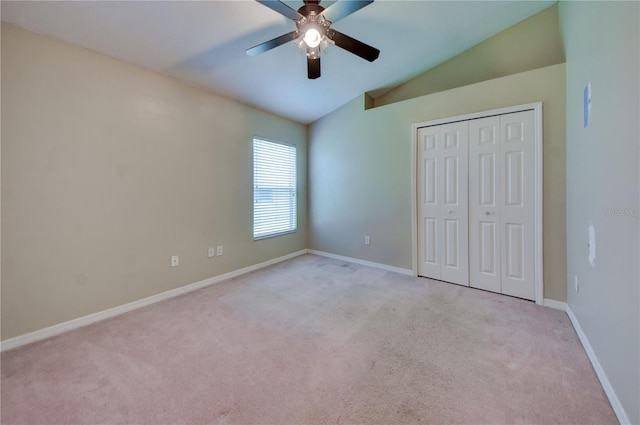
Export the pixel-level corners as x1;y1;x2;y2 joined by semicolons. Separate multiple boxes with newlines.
252;137;297;240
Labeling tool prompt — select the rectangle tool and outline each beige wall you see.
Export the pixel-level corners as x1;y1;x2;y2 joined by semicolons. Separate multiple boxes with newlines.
560;2;639;423
309;63;566;302
1;24;307;340
374;4;564;107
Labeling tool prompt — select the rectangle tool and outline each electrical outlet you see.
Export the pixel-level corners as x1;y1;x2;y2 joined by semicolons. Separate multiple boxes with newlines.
208;247;215;258
216;245;224;256
574;275;579;293
364;236;371;245
171;255;179;267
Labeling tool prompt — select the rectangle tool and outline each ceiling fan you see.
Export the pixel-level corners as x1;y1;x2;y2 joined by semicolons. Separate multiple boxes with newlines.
246;0;380;79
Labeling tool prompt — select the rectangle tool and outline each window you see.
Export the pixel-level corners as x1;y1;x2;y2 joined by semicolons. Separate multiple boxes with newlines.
253;138;297;240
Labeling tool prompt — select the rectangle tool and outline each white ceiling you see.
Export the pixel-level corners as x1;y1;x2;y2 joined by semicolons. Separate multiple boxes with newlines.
1;0;555;124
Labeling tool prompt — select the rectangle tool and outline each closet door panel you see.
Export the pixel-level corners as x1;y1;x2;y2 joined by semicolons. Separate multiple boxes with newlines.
469;116;501;293
417;126;442;279
440;122;469;286
417;122;469;285
500;111;535;300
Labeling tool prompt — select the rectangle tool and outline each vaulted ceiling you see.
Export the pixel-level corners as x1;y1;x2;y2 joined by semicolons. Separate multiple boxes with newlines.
1;1;555;124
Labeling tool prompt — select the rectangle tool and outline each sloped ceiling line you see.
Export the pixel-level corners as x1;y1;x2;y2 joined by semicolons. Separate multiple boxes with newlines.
1;0;555;124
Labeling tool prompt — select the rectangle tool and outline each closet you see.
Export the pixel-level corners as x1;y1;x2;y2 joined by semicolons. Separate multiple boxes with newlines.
416;106;540;301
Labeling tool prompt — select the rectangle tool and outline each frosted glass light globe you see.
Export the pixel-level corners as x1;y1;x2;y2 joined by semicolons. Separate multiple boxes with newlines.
304;28;322;48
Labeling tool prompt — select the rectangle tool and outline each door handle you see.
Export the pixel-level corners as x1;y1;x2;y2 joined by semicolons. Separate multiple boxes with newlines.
448;209;455;214
485;211;492;215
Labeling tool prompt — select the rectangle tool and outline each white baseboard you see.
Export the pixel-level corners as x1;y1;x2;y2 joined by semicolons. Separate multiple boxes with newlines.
0;249;308;352
307;250;413;276
566;306;630;425
543;298;567;311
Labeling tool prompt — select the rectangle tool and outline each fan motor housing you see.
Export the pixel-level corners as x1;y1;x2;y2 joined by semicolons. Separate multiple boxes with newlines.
298;3;325;17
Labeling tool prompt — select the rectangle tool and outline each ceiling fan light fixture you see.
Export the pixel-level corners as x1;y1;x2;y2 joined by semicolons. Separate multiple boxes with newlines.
303;27;322;48
320;36;334;53
307;46;320;59
295;19;330;57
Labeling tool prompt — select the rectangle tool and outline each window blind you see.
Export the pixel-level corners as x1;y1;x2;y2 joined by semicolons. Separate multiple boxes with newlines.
253;138;297;240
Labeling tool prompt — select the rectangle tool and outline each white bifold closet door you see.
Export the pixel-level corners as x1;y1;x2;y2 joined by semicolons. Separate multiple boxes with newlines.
417;121;469;286
417;109;536;301
469;111;535;300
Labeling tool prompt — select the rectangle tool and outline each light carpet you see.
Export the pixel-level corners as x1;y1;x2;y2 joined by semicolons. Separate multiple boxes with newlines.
1;254;616;424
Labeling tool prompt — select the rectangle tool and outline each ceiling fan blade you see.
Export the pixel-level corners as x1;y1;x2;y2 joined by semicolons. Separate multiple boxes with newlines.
246;31;298;56
321;0;373;24
255;0;304;21
308;56;321;79
329;30;380;62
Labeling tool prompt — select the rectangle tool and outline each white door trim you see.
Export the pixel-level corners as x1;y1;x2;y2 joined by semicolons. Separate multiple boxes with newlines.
411;102;543;305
